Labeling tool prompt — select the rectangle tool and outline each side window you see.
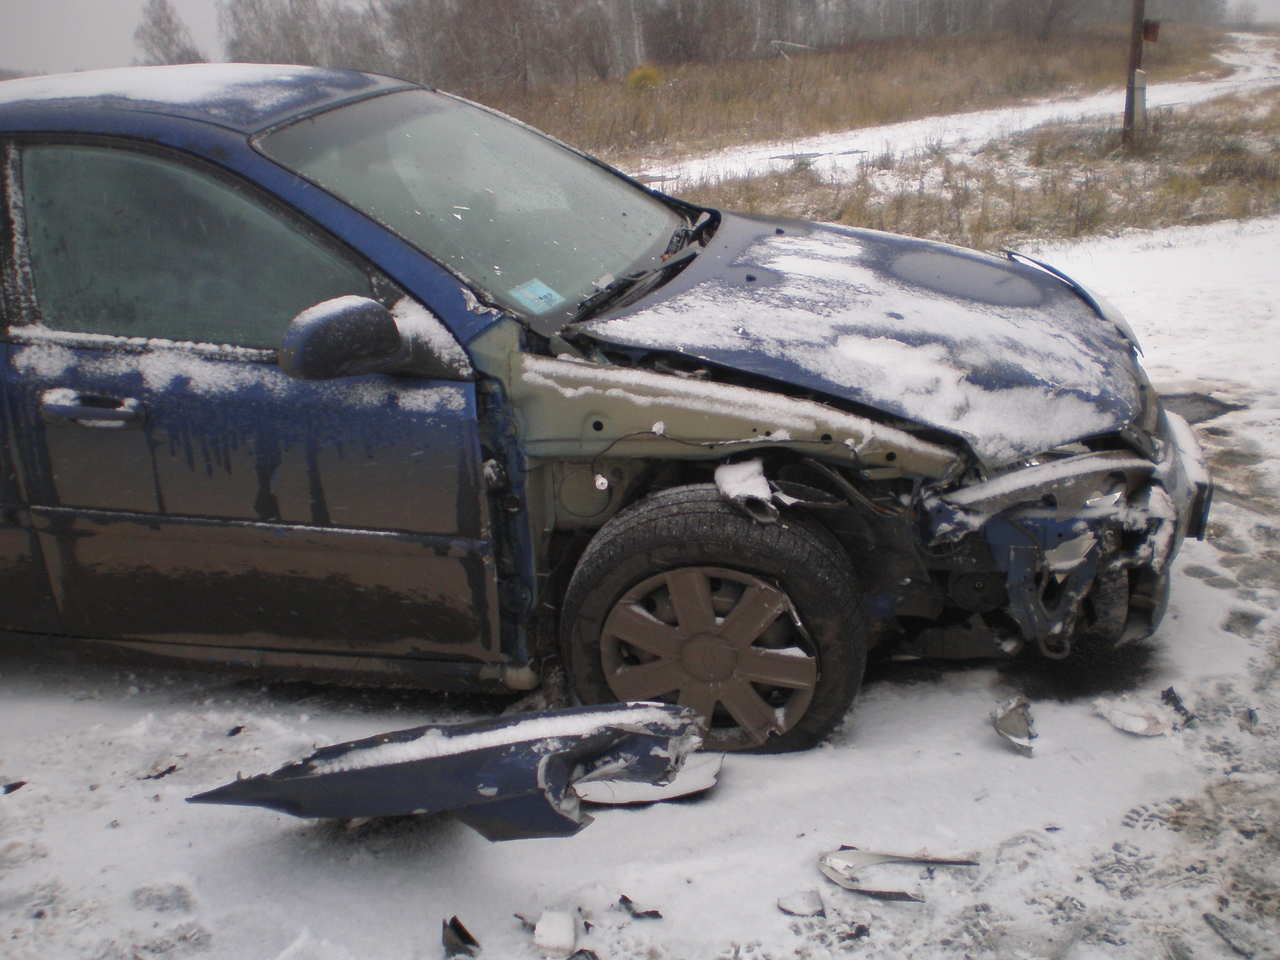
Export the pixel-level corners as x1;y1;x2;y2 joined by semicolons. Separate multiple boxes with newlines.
20;144;371;348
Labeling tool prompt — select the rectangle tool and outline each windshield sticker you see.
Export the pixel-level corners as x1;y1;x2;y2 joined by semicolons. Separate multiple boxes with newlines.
510;278;565;314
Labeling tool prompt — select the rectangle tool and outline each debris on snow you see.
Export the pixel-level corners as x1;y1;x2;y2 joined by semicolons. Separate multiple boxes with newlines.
575;753;722;806
1238;707;1261;734
617;894;663;920
1160;686;1198;728
140;764;179;781
187;703;703;841
991;696;1036;756
441;915;480;958
818;846;978;903
1202;912;1259;959
3;780;27;795
1092;696;1176;737
777;889;826;918
533;910;577;957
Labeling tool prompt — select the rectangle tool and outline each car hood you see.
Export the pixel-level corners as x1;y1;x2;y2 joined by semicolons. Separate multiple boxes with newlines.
575;214;1146;467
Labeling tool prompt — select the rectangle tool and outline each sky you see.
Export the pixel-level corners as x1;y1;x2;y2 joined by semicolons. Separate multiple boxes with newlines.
4;0;222;75
4;0;1280;76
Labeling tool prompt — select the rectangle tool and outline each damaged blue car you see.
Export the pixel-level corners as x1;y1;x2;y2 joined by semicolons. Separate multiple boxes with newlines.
0;64;1211;753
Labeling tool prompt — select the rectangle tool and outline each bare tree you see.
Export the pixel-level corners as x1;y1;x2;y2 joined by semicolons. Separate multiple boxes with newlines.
134;0;207;65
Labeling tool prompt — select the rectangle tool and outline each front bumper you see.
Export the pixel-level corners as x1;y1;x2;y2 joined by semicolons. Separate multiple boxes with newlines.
921;408;1212;657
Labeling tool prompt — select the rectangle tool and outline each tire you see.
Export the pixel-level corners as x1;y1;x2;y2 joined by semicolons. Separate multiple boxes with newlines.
559;484;867;752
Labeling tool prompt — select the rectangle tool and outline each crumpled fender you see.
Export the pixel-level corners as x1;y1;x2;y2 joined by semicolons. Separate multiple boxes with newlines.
188;702;703;841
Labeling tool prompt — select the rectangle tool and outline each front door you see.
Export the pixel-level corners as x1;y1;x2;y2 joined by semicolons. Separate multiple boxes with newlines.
2;140;500;667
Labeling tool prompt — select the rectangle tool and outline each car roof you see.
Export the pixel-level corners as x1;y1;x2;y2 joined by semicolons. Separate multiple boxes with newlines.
0;63;415;134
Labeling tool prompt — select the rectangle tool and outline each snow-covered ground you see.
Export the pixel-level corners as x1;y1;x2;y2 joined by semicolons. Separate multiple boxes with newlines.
3;37;1280;960
636;32;1280;187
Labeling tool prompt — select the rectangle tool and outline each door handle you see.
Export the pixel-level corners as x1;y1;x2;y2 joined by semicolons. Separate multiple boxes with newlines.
40;389;144;427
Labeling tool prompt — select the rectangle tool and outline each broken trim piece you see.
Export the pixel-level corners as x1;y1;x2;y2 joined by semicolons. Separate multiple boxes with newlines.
575;752;723;805
992;696;1036;757
818;846;979;902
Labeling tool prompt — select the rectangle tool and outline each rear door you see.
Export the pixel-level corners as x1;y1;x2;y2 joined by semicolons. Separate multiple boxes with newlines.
1;139;500;667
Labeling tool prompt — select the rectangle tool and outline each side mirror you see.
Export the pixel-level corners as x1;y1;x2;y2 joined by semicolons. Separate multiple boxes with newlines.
280;296;406;380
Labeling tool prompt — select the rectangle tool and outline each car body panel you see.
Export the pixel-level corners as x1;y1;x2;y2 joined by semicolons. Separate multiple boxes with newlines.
187;702;705;841
0;342;58;633
469;320;958;478
0;86;506;669
577;213;1147;467
3;331;496;657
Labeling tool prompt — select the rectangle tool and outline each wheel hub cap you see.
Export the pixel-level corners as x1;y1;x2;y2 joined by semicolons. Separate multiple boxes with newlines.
680;634;738;682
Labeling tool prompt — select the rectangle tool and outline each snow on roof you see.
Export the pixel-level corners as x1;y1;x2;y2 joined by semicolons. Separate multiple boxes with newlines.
0;63;407;130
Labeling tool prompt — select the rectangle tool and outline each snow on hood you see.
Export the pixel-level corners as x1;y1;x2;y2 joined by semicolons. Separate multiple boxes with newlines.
578;217;1145;466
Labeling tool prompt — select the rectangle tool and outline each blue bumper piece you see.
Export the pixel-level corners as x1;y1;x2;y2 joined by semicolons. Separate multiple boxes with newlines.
188;702;703;841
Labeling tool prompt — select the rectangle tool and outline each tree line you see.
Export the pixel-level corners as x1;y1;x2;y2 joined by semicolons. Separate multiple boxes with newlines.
136;0;1233;91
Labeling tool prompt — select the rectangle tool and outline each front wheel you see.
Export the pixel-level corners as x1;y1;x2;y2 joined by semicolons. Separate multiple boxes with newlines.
559;485;867;752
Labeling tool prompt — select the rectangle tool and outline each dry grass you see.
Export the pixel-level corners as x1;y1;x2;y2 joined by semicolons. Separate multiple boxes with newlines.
467;25;1228;163
684;83;1280;250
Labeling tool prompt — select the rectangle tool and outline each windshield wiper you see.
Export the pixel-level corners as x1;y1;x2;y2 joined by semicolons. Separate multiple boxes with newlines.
572;247;699;323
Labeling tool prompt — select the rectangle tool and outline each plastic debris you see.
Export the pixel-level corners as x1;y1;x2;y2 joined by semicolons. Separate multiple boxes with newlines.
618;894;662;919
441;916;480;958
188;703;703;842
777;889;825;917
1092;696;1174;737
991;695;1036;756
2;781;26;795
576;753;722;805
1160;687;1198;727
818;846;979;903
533;911;577;957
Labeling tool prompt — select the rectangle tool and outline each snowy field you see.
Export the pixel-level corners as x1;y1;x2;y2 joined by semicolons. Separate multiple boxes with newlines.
635;32;1280;188
4;39;1280;960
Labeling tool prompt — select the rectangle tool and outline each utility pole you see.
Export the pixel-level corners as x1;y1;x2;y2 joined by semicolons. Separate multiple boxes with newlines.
1122;0;1147;146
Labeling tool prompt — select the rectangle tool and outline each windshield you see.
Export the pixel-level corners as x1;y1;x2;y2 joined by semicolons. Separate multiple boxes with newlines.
258;89;686;332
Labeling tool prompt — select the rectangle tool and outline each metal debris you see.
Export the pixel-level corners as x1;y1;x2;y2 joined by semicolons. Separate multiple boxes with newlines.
533;910;577;958
188;703;703;842
1092;696;1174;737
992;695;1037;756
777;889;825;917
441;916;480;958
818;846;979;903
618;894;663;919
575;753;722;806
